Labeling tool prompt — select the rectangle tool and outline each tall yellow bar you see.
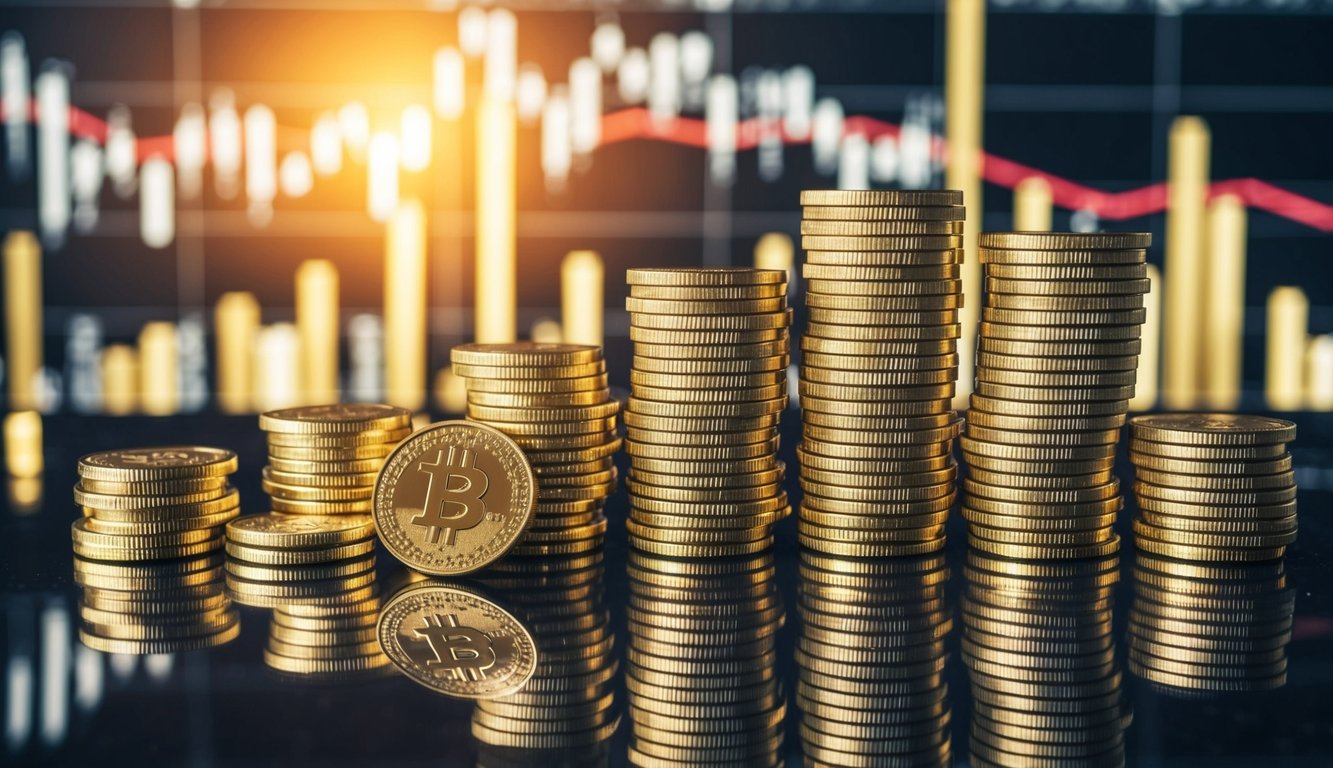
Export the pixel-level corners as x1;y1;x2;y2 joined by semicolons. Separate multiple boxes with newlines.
1129;263;1162;411
4;411;42;478
215;291;259;413
433;366;468;414
1305;335;1333;411
4;231;42;410
1265;286;1307;411
1162;117;1210;409
101;344;138;415
385;199;427;411
531;319;563;344
1013;177;1052;231
475;97;517;343
138;322;178;415
1202;194;1246;410
946;0;985;409
296;259;340;405
562;250;604;347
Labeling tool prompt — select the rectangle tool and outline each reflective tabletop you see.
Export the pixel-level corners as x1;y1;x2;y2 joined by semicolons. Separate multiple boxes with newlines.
4;414;1333;766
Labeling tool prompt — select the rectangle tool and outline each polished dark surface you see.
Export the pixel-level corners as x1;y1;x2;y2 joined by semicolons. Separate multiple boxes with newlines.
4;413;1333;766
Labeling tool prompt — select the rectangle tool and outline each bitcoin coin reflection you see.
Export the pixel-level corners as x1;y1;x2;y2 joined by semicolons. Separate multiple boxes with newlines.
1129;552;1294;695
795;551;953;766
963;550;1131;768
377;581;537;699
472;550;619;759
626;551;785;767
374;420;536;576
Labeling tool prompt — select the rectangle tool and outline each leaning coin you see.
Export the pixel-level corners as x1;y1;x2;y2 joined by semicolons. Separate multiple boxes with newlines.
77;446;238;482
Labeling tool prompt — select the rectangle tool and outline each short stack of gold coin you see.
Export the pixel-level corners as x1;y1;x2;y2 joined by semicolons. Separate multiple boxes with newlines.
451;343;619;556
626;552;786;766
73;552;236;654
1128;414;1298;562
962;551;1130;768
797;189;965;556
1128;552;1293;695
795;552;953;767
624;268;791;556
962;231;1153;559
260;404;413;516
473;551;618;756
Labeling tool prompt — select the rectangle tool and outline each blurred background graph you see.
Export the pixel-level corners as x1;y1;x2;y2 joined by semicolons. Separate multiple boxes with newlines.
1;0;1331;421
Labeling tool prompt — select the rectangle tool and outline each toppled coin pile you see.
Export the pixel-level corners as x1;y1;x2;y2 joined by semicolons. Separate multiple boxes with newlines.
1129;413;1298;562
451;342;619;558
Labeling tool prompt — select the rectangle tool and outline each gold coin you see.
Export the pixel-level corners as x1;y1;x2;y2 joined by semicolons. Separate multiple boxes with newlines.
802;203;964;220
77;446;238;482
800;480;953;504
963;508;1117;533
464;374;609;394
270;497;374;515
963;478;1119;505
629;493;788;518
629;326;786;345
1136;496;1296;521
266;428;411;448
78;476;229;496
800;366;958;387
973;382;1135;403
627;396;786;419
802;410;958;431
967;533;1120;560
1130;413;1296;446
79;623;240;655
802;336;955;359
979;231;1151;250
809;278;961;297
226;557;375;582
451;342;603;367
980;322;1142;342
1134;479;1297;506
966;466;1113;490
802;235;963;252
963;452;1115;476
805;249;961;266
960;436;1116;462
986;263;1149;281
261;472;374;501
632;339;789;361
800;440;951;463
454;361;607;380
373;420;535;577
467;389;611;408
797;448;952;475
266;456;387;475
1128;438;1287;461
623;411;778;433
800;508;949;531
625;426;774;448
630;308;792;331
965;424;1120;448
804;422;960;446
982;308;1147;330
73;483;230;510
970;394;1129;417
800;189;962;206
226;513;374;548
1131;454;1291;477
626;296;788;315
77;506;239;534
629;466;785;490
986;277;1151;296
802;263;961;282
802;220;964;237
260;403;412;435
226;538;376;565
630;507;786;529
798;535;944;558
630;370;785;390
799;380;955;402
74;533;225;562
626;267;787;287
264;467;381;488
632;383;786;403
630;283;787;300
966;410;1126;434
978;247;1146;265
804;322;960;343
628;536;773;558
480;417;616;437
1138;511;1298;536
1133;519;1296;549
808;297;966;317
73;517;219;548
802;352;957;374
976;368;1138;389
626;439;778;462
632;355;788;375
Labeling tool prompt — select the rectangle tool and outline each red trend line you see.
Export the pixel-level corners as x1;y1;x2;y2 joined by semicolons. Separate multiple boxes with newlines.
13;102;1333;233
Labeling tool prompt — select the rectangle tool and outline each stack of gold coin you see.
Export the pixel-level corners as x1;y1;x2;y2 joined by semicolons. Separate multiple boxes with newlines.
962;231;1153;559
796;552;953;767
962;551;1130;768
73;552;238;654
260;404;413;516
797;189;965;555
450;343;619;557
473;552;618;755
1128;414;1298;562
1128;552;1293;696
624;268;791;556
73;447;240;563
626;552;785;766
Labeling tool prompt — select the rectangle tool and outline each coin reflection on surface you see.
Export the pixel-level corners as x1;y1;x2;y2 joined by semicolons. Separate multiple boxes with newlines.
963;549;1130;768
472;550;619;759
795;550;953;766
377;580;538;699
1129;552;1294;695
626;550;785;767
74;551;239;654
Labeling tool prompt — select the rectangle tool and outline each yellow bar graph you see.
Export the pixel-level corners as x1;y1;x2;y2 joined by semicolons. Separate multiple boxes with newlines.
1162;116;1210;409
562;250;604;347
296;259;340;404
1265;286;1307;411
1202;194;1246;410
433;366;468;414
1129;263;1162;411
1013;177;1052;231
475;96;517;343
385;198;427;410
138;321;178;415
215;291;259;413
4;231;42;410
4;411;42;478
101;344;138;415
1306;335;1333;411
946;0;985;409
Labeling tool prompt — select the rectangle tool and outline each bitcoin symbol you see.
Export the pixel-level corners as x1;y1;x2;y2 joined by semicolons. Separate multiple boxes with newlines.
411;447;489;545
411;613;497;681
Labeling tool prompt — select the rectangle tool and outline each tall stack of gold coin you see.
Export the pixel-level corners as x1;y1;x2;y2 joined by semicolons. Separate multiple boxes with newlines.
1128;414;1298;561
260;404;413;516
72;447;241;652
962;231;1153;558
795;552;953;766
624;268;791;556
962;551;1130;767
224;513;387;678
451;343;619;556
626;552;785;766
797;189;965;555
473;552;618;757
1129;552;1293;695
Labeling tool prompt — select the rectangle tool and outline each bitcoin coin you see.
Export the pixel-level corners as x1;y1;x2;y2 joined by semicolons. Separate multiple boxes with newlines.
374;421;536;576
